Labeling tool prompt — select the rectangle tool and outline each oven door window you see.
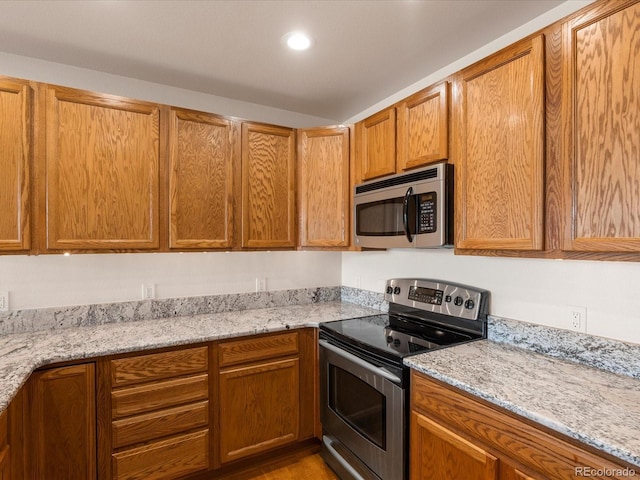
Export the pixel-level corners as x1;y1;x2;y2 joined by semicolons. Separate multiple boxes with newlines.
328;364;386;449
355;197;416;237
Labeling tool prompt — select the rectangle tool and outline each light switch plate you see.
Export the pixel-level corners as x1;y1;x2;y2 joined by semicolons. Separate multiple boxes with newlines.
0;291;9;312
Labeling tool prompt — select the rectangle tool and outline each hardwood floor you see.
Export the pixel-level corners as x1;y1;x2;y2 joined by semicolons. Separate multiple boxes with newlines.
218;453;338;480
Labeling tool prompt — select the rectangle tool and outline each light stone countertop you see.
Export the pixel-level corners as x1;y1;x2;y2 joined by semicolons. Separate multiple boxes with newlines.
405;340;640;468
0;301;378;413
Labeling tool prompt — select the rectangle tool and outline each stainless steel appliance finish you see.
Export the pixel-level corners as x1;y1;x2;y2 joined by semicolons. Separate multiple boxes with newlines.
319;278;489;480
353;163;453;249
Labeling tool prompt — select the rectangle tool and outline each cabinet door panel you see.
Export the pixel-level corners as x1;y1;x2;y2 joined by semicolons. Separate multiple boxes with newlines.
359;108;396;180
169;109;236;249
298;126;350;247
411;411;498;480
241;123;296;248
0;78;31;251
563;2;640;251
218;358;300;463
397;82;448;171
27;364;96;480
44;86;160;250
455;36;545;250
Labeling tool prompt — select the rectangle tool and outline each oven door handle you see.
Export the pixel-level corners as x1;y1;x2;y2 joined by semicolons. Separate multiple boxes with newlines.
319;339;402;384
403;186;413;243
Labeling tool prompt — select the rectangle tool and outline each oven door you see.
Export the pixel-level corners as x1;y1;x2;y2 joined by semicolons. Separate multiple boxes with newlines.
319;339;405;480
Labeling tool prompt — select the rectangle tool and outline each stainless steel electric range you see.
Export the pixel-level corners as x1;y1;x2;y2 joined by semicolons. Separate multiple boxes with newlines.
319;278;490;480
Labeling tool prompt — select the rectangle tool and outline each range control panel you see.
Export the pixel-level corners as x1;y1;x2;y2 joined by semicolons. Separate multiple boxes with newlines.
384;278;489;321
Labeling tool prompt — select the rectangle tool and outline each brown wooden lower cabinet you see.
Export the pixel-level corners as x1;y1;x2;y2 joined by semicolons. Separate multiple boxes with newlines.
215;329;317;466
25;363;97;480
410;370;638;480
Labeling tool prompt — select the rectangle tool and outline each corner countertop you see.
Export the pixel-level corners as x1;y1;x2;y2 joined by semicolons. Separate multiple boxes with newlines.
0;301;378;413
405;340;640;468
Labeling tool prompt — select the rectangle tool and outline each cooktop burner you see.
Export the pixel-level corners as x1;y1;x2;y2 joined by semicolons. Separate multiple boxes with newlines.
319;278;490;364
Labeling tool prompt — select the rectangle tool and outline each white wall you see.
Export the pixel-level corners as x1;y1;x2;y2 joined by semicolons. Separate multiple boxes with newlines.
0;251;341;310
0;52;335;127
342;250;640;345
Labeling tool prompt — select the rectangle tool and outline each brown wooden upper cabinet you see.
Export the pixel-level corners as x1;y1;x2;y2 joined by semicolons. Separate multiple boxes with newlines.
562;1;640;252
168;108;238;249
241;122;296;248
397;82;449;172
298;126;350;248
357;107;397;181
356;82;449;183
454;35;545;251
41;85;161;251
0;77;31;252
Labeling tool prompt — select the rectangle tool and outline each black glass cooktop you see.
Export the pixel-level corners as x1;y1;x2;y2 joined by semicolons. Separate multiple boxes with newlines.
319;314;477;360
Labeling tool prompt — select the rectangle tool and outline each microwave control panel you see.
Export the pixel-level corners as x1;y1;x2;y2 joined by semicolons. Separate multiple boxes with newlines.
417;193;437;233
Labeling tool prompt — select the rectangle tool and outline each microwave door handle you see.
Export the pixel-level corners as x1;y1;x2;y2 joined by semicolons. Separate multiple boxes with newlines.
403;186;413;243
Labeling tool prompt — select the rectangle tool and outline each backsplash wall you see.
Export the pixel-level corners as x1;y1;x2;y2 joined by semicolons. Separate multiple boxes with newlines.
342;249;640;345
0;251;341;311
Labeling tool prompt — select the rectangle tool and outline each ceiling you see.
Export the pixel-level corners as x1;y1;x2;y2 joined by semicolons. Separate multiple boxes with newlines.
0;0;567;122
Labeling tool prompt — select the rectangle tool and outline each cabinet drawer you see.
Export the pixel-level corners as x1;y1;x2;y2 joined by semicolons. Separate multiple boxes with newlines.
111;346;208;387
113;400;209;449
112;429;209;480
112;374;208;419
0;445;9;480
219;332;298;368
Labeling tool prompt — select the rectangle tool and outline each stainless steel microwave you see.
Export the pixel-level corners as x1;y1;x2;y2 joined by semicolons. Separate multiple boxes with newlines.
354;162;453;249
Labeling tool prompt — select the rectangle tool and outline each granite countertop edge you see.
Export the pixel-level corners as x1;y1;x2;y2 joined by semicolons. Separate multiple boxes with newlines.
0;301;378;413
405;340;640;469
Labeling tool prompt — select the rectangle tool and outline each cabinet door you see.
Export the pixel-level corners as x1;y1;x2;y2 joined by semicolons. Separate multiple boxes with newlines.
218;358;300;463
454;35;545;250
241;123;296;248
43;86;160;250
410;411;498;480
0;77;31;252
397;82;449;171
358;107;396;180
298;126;350;248
26;364;96;480
168;109;238;249
563;1;640;251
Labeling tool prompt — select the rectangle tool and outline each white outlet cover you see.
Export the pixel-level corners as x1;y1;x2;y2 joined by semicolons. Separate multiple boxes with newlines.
0;291;8;312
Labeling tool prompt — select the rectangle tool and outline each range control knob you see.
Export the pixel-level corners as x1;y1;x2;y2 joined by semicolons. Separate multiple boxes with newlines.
393;286;401;295
445;295;452;303
386;286;393;294
386;335;393;344
393;338;401;347
454;296;464;306
465;299;475;310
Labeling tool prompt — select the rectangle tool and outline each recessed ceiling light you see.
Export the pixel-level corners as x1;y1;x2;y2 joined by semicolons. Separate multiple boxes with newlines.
283;31;313;51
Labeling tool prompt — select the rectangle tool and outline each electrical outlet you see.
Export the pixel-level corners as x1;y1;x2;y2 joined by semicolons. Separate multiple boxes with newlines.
566;306;587;332
142;284;156;300
0;291;8;312
255;278;267;292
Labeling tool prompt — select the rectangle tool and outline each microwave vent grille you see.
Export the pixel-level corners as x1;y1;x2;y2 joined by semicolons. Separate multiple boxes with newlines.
355;167;439;194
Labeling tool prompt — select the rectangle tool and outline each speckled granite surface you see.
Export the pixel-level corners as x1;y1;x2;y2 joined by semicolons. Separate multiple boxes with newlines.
0;301;377;413
489;315;640;379
405;340;640;468
0;287;341;335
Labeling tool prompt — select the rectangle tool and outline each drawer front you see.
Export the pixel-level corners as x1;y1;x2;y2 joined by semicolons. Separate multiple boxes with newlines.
112;374;208;419
219;331;299;368
111;346;208;387
112;400;209;449
0;445;9;480
112;429;209;480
